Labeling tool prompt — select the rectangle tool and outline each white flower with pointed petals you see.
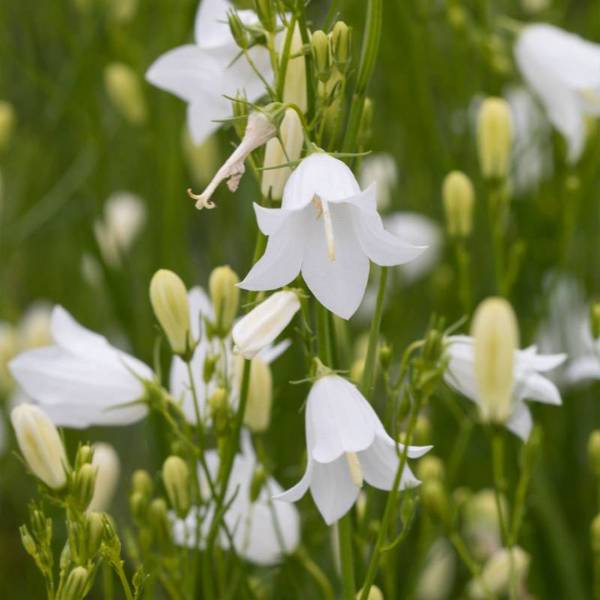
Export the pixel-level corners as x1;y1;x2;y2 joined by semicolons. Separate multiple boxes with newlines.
444;335;566;440
146;0;272;145
9;307;152;428
239;154;425;319
172;435;299;566
515;24;600;163
274;375;430;525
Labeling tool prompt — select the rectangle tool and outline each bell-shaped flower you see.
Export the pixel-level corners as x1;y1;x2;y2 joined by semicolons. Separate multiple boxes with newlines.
514;24;600;163
274;375;431;525
9;307;152;428
172;434;300;566
239;154;425;319
146;0;272;145
444;335;566;440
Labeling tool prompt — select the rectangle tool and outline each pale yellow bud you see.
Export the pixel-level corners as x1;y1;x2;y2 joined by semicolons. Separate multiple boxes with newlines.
477;97;512;179
62;566;89;600
11;404;67;489
350;358;365;385
149;269;191;355
261;108;304;201
282;24;307;112
162;456;191;518
591;303;600;340
88;443;120;512
468;546;530;599
592;514;600;553
312;30;331;83
209;265;240;337
356;585;383;600
106;0;138;23
0;100;16;151
104;62;147;125
416;455;445;483
442;171;475;238
471;297;519;423
588;430;600;477
232;290;300;359
243;357;273;433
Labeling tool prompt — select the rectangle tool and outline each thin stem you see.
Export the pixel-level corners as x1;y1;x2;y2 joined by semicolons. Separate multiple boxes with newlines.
338;514;356;600
296;547;335;600
449;533;496;600
113;563;134;600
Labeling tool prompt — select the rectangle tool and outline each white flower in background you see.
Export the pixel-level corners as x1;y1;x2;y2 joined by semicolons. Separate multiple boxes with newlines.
88;442;121;512
94;192;146;267
10;307;152;428
359;153;398;211
10;404;67;489
239;154;425;319
415;538;456;600
146;0;272;145
275;375;430;525
444;335;566;440
515;24;600;163
173;435;300;566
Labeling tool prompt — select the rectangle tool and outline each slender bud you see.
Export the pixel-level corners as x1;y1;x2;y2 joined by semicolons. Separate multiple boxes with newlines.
261;108;304;201
421;479;451;527
589;431;600;478
232;290;301;359
85;511;105;559
471;297;519;423
330;22;351;73
209;265;240;337
442;171;475;238
591;303;600;340
0;100;16;151
62;567;89;600
20;525;37;557
468;546;529;599
477;97;512;179
73;463;97;511
150;269;192;356
208;387;230;434
243;357;273;433
255;0;276;32
413;415;432;445
132;469;153;498
162;456;191;518
88;443;120;512
592;514;600;554
282;24;307;112
356;585;384;600
11;404;67;489
75;444;94;470
148;498;172;547
312;30;331;82
104;62;147;125
227;10;249;49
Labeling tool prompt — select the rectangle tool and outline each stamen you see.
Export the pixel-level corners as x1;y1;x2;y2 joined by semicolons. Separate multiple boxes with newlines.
345;452;363;488
187;188;216;210
313;195;336;262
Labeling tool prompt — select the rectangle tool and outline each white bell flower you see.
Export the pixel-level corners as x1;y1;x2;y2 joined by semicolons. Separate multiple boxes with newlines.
239;154;425;319
444;335;566;440
514;23;600;163
146;0;272;145
9;307;152;428
172;434;300;566
274;375;431;525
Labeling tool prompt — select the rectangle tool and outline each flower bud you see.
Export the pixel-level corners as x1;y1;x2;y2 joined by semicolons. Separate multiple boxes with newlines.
20;525;37;557
162;456;190;518
232;290;301;359
413;414;432;445
421;479;451;527
589;430;600;478
311;30;331;82
73;463;97;511
442;171;475;238
468;546;529;599
85;511;105;559
282;24;307;112
75;444;94;470
11;404;67;489
148;498;172;546
104;62;147;125
209;265;240;337
330;22;351;73
0;100;15;151
203;354;218;384
416;455;445;483
132;469;153;498
356;585;383;600
62;567;89;600
150;269;192;356
129;491;147;521
255;0;276;32
228;10;249;49
591;303;600;340
243;357;273;433
357;97;374;150
477;97;512;180
471;297;519;423
261;108;304;201
88;443;120;512
592;514;600;554
208;387;230;435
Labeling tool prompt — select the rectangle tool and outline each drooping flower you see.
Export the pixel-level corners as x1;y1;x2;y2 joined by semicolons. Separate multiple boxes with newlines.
10;307;152;428
172;434;300;566
146;0;272;145
444;335;566;440
514;23;600;163
239;154;425;319
275;375;430;525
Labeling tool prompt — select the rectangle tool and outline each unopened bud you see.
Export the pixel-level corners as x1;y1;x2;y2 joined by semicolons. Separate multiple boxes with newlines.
232;290;300;359
106;0;138;23
88;443;120;512
209;265;240;337
468;546;529;599
312;30;331;82
589;431;600;478
472;297;519;423
85;512;105;559
330;22;351;73
356;585;383;600
148;498;172;546
591;303;600;340
132;469;153;498
62;566;89;600
162;456;190;518
379;343;392;370
150;269;192;356
243;357;273;433
413;415;432;445
104;62;147;125
442;171;475;238
0;100;16;151
283;24;307;112
20;526;37;557
73;463;97;511
592;514;600;553
477;97;512;180
209;387;230;434
129;491;147;521
255;0;276;32
75;444;94;470
416;455;445;482
421;479;450;527
227;10;249;49
11;404;67;489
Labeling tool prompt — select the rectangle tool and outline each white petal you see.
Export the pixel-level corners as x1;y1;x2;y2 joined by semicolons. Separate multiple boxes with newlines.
51;306;110;356
565;355;600;383
253;204;295;235
187;94;230;146
506;403;533;441
518;347;567;372
258;339;291;364
273;460;313;503
310;456;360;525
187;286;214;339
517;372;562;405
301;204;369;319
306;376;376;463
195;0;237;48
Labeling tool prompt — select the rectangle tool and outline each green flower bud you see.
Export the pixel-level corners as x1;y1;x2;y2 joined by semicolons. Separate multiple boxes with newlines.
73;463;97;511
243;357;273;433
416;455;445;483
589;430;600;478
477;97;512;180
255;0;276;32
75;444;94;470
19;525;37;557
148;498;172;547
228;10;249;49
413;415;432;445
62;566;89;600
357;97;373;150
129;491;147;521
591;303;600;340
131;469;153;498
85;511;105;559
356;585;384;600
232;92;248;139
249;465;267;503
203;353;218;384
311;30;331;82
421;479;451;527
209;387;230;435
330;21;351;73
209;265;240;337
162;456;191;518
592;514;600;554
0;100;16;151
442;170;475;238
282;24;307;112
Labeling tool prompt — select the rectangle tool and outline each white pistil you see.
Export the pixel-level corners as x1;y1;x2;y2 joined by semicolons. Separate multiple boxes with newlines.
313;195;336;262
345;452;363;488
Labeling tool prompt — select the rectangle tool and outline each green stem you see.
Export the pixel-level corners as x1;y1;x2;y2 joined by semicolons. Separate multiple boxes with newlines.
338;514;356;600
113;563;134;600
296;547;335;600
